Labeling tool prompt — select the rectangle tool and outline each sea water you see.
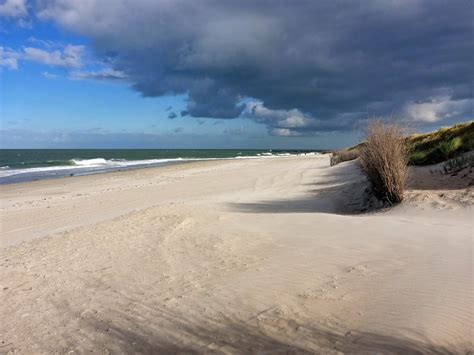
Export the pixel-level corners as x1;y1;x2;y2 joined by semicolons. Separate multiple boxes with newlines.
0;149;322;184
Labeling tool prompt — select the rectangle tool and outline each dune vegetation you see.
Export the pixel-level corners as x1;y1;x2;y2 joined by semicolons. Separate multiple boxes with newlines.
407;121;474;165
358;121;408;204
331;120;474;167
331;120;473;204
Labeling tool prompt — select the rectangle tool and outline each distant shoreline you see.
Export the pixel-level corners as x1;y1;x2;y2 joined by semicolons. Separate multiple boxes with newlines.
0;159;198;185
0;149;325;185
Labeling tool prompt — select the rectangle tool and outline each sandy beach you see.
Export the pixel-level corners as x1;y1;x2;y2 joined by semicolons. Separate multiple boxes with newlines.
1;155;472;354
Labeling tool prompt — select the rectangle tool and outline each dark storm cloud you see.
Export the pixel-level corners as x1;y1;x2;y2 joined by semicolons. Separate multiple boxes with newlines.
180;110;189;117
168;112;177;119
37;0;473;134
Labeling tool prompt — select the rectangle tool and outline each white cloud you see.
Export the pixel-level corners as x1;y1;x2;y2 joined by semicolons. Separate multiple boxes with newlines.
0;0;27;18
1;44;86;71
23;45;85;68
17;17;32;28
27;37;59;49
270;128;302;137
243;101;319;135
69;67;127;81
42;71;59;79
404;96;473;122
1;40;127;85
244;101;316;128
0;46;20;69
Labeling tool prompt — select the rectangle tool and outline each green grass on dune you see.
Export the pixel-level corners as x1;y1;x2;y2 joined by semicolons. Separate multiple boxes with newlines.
407;121;474;165
331;121;474;167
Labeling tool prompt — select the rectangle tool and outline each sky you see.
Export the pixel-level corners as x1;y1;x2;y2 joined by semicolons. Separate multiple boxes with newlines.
0;0;472;149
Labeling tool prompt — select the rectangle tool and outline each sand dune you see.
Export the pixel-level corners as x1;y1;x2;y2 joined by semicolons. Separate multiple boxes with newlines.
1;155;472;353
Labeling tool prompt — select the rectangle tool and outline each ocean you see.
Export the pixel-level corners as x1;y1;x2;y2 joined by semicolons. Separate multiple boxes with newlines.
0;149;322;184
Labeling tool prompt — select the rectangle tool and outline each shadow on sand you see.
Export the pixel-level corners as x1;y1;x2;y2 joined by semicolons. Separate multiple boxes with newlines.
228;159;473;215
228;161;377;215
52;303;469;354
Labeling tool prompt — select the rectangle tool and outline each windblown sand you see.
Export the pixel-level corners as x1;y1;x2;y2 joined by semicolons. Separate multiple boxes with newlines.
1;156;472;354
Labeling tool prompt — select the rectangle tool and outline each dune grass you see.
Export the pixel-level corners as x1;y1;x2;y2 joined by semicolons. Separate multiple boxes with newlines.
329;120;472;204
330;149;359;166
358;121;408;204
407;121;473;165
331;121;473;167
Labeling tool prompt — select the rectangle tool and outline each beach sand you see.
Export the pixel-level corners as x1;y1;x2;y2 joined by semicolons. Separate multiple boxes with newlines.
1;155;472;353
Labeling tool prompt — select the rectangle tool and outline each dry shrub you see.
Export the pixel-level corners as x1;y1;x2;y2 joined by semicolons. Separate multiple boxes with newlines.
330;149;359;166
359;120;408;204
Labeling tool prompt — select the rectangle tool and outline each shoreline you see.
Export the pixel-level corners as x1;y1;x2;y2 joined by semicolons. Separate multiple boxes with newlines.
1;155;472;352
0;150;325;185
0;159;204;186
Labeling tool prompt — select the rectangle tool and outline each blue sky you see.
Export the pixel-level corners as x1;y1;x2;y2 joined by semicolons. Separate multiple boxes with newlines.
1;1;471;149
1;21;281;149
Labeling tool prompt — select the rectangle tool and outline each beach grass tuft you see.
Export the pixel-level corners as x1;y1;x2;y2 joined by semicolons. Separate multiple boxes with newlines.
330;149;359;166
359;120;408;204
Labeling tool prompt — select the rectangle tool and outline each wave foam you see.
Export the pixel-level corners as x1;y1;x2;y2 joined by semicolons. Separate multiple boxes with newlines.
71;158;109;166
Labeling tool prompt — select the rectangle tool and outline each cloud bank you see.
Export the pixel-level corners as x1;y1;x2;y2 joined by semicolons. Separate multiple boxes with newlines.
23;1;474;133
